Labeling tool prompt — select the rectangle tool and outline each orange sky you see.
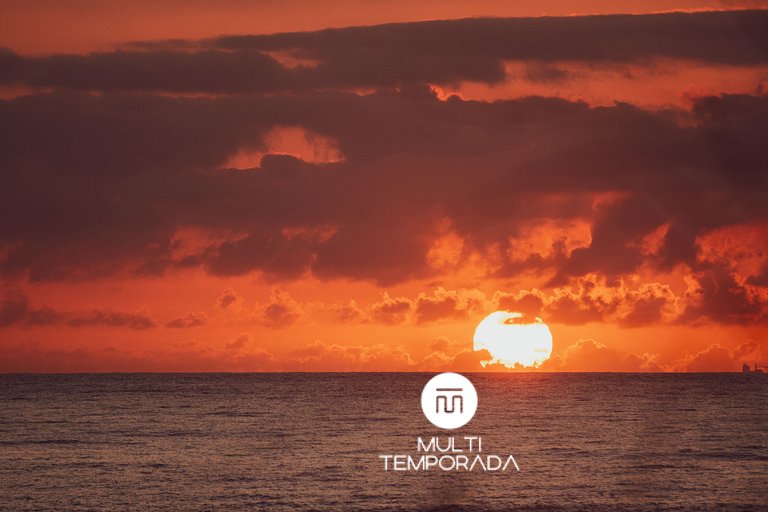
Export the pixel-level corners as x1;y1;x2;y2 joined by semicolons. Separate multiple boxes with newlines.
0;1;766;372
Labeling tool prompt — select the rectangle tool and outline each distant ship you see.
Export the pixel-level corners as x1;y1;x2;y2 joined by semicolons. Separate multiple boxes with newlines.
742;362;766;373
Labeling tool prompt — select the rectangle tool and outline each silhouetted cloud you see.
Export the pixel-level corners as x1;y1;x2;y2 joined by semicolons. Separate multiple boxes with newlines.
0;48;292;93
66;310;156;329
0;292;31;327
215;10;768;66
2;89;766;297
747;265;768;287
493;290;546;318
413;288;485;323
166;311;207;328
0;291;156;329
217;288;243;311
680;262;766;324
1;11;765;94
369;294;412;324
254;288;303;328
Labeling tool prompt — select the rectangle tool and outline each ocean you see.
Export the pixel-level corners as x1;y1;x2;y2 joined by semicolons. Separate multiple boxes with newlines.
0;373;766;511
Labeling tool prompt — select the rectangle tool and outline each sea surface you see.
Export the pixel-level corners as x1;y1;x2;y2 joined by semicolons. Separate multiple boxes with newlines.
0;373;766;511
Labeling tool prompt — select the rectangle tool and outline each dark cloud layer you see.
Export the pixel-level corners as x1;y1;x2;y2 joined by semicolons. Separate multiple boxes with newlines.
1;90;767;309
166;311;207;328
216;10;768;65
1;10;766;93
0;292;156;329
0;49;292;93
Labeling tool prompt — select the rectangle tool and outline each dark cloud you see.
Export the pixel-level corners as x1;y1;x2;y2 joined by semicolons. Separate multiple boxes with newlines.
546;291;610;325
369;294;412;325
747;265;768;287
216;288;243;311
66;309;156;329
0;87;766;313
413;288;485;324
217;10;768;66
494;290;545;318
414;293;461;324
254;289;303;328
620;293;668;327
166;311;207;328
681;262;766;324
0;292;34;327
0;292;156;329
522;62;571;83
1;11;766;93
0;93;768;288
0;49;291;93
492;275;759;327
0;291;60;327
208;225;317;279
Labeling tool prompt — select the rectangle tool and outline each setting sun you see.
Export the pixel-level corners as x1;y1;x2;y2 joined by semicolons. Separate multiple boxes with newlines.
473;311;553;368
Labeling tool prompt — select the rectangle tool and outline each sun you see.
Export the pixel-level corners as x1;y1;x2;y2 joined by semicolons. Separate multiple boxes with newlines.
473;311;553;368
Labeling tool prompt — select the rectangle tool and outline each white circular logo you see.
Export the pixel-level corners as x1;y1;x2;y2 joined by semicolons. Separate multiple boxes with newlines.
421;372;478;430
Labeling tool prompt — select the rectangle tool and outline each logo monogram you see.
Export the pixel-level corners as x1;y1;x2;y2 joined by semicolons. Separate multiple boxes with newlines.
435;388;463;414
421;373;477;430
